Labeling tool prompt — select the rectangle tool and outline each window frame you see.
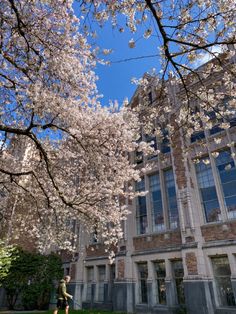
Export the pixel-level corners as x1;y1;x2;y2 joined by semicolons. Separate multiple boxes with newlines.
211;255;236;307
153;260;167;305
137;262;148;304
194;147;236;224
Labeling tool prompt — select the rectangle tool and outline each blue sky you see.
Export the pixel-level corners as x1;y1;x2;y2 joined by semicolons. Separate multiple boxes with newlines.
93;21;160;106
73;4;220;108
71;2;162;108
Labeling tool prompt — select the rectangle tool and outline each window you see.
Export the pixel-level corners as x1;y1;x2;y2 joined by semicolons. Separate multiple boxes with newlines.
91;228;98;243
190;106;205;143
138;263;148;304
149;173;164;232
110;264;115;283
148;91;153;104
195;159;221;222
86;266;94;301
191;130;205;143
135;150;143;164
97;265;106;302
154;261;166;305
172;260;185;304
160;128;170;154
195;150;236;223
220;96;236;128
136;179;148;235
211;256;235;306
135;169;179;235
208;110;223;135
164;169;179;229
215;150;236;219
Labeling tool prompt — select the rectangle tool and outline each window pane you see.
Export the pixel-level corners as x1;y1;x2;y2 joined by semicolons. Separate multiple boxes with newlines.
172;260;185;305
195;159;221;222
136;179;147;234
160;129;170;154
138;263;148;304
164;169;179;229
154;261;166;305
97;266;106;302
203;199;222;222
207;111;223;135
215;150;236;218
211;257;235;307
149;173;164;232
86;267;94;301
191;130;205;143
98;265;106;281
87;267;94;281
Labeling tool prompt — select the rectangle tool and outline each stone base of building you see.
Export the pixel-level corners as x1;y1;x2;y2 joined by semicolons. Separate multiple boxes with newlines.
184;280;215;314
215;309;236;314
82;302;113;311
77;279;236;314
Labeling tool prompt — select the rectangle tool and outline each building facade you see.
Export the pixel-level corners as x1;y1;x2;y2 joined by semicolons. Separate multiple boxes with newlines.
66;58;236;314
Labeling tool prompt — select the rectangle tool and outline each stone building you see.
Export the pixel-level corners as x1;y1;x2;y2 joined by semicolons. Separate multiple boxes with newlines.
66;53;236;314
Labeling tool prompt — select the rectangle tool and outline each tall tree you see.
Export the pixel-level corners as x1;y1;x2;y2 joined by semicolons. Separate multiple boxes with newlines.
0;0;235;252
0;0;149;252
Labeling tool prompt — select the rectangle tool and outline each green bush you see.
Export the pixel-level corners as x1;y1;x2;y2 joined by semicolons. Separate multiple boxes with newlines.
1;247;63;310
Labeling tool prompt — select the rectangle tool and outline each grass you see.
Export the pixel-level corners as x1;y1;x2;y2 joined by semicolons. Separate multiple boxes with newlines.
0;310;125;314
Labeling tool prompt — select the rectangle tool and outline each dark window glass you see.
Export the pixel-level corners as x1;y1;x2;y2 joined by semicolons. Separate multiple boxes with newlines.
195;159;221;222
172;260;185;305
191;130;205;143
190;106;205;142
136;179;147;234
164;169;179;229
154;261;166;304
222;97;236;128
207;111;223;135
149;173;165;232
148;91;153;104
215;150;236;219
138;263;148;304
211;256;235;306
97;265;105;302
160;128;170;154
86;267;94;301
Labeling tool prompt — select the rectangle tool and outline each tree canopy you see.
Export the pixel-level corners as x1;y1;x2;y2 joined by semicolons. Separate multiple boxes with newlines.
0;246;62;310
0;0;235;252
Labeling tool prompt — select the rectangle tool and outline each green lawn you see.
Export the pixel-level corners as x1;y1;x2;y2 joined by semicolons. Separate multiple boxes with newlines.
1;310;125;314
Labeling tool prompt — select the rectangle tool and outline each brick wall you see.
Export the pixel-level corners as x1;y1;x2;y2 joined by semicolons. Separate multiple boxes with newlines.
133;231;182;251
201;221;236;242
86;243;108;257
185;252;198;275
86;243;117;258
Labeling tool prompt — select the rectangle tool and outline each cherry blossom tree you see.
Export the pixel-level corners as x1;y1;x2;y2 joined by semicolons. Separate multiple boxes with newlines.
79;0;236;139
0;0;151;252
1;0;236;252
